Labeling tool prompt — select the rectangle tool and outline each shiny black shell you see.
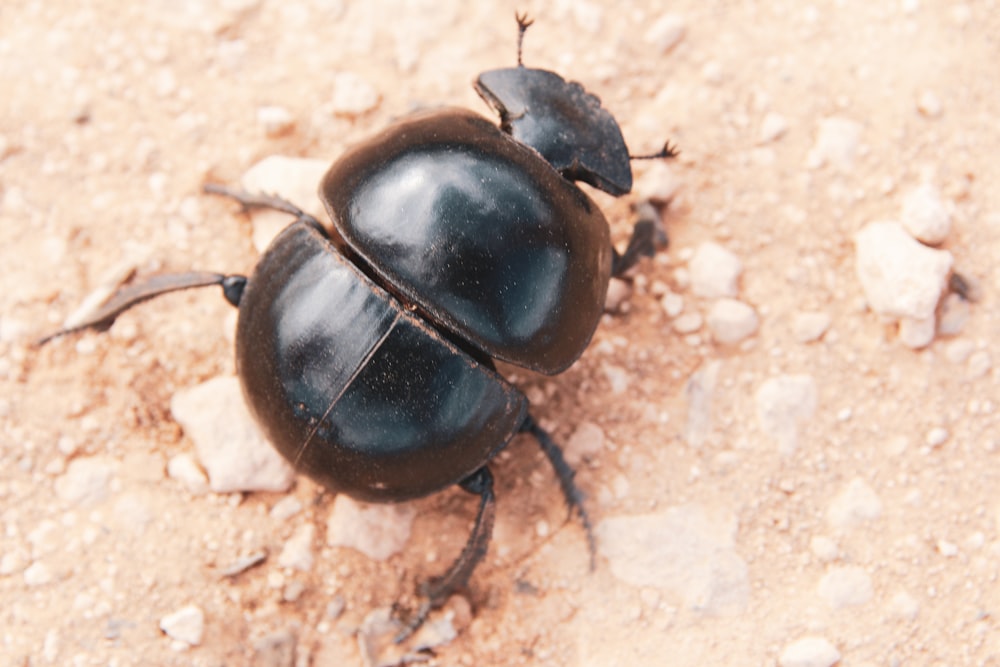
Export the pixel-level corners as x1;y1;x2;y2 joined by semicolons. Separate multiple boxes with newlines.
235;221;528;502
321;108;613;375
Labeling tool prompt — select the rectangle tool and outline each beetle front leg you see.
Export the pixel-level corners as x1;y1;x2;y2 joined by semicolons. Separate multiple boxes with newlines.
395;466;496;642
203;183;326;231
520;414;597;570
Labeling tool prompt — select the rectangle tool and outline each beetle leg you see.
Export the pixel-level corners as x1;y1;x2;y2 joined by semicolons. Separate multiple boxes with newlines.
37;272;246;346
395;466;496;643
520;414;597;570
203;183;325;231
611;201;668;278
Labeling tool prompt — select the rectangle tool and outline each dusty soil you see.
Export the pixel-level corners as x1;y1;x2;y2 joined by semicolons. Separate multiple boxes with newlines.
3;1;1000;665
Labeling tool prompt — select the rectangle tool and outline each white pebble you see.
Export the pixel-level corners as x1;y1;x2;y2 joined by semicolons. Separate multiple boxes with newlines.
673;311;703;334
23;561;54;587
565;421;605;466
755;375;817;455
159;604;205;646
793;311;831;343
759;112;788;143
689;242;742;298
635;161;682;203
898;315;936;349
596;504;749;614
604;278;632;312
916;90;943;118
809;536;838;562
643;14;686;53
327;495;415;561
817;565;873;608
167;453;209;494
889;591;920;620
925;427;949;448
779;637;841;667
827;477;883;529
278;523;316;572
660;291;684;317
936;539;958;557
171;376;295;493
854;221;953;320
328;71;380;116
707;298;758;344
55;457;114;506
806;116;862;171
256;105;295;137
937;292;970;336
944;338;975;364
270;496;303;521
901;183;951;245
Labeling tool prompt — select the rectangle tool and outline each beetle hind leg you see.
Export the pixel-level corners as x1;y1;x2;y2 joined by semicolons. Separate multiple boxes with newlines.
520;414;597;570
395;466;496;642
611;202;668;278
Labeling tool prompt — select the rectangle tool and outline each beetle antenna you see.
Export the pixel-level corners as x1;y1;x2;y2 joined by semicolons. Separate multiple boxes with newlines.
630;140;680;161
515;11;534;67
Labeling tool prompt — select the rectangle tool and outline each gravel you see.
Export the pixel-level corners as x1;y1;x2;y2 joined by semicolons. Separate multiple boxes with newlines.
900;183;951;245
171;376;296;493
755;374;818;455
706;298;758;344
817;565;873;608
779;637;841;667
689;242;742;298
159;604;205;646
326;495;416;561
827;477;883;529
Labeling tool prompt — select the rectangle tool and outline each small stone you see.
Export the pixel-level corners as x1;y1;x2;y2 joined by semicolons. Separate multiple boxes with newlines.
689;242;742;298
278;524;316;572
968;351;992;379
672;311;703;334
827;478;883;529
257;105;295;137
23;561;54;587
779;637;841;667
936;292;969;336
806;116;862;171
944;338;975;364
817;565;873;608
889;591;920;620
643;14;686;53
270;496;303;521
660;291;684;317
55;456;114;506
253;630;297;667
327;495;415;561
282;580;306;602
167;453;209;494
328;71;380;116
159;604;205;646
596;504;749;614
755;375;817;455
565;421;605;466
793;311;831;343
635;161;681;203
684;360;720;448
759;112;789;143
901;183;951;245
898;315;936;349
809;536;838;562
220;552;267;578
707;298;758;344
916;91;943;118
925;427;949;448
171;376;296;493
936;539;958;557
604;278;632;312
854;221;953;320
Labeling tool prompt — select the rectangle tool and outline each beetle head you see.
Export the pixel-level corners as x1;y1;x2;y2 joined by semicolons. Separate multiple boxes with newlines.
474;67;633;197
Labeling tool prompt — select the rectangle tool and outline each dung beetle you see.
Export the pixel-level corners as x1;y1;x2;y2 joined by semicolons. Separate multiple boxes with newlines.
41;14;677;637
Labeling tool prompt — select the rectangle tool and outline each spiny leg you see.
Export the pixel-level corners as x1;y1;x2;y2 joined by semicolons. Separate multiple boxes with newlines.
611;202;668;278
203;183;324;229
515;12;534;67
520;414;596;570
37;273;247;346
395;466;496;643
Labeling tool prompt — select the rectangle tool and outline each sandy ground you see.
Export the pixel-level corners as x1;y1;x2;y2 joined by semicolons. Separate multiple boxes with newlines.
3;1;1000;665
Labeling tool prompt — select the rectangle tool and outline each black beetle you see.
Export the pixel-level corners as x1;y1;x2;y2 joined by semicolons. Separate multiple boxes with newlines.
41;14;676;637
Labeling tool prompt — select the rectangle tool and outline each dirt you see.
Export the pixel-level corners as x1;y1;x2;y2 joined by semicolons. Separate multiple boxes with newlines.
3;1;1000;665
